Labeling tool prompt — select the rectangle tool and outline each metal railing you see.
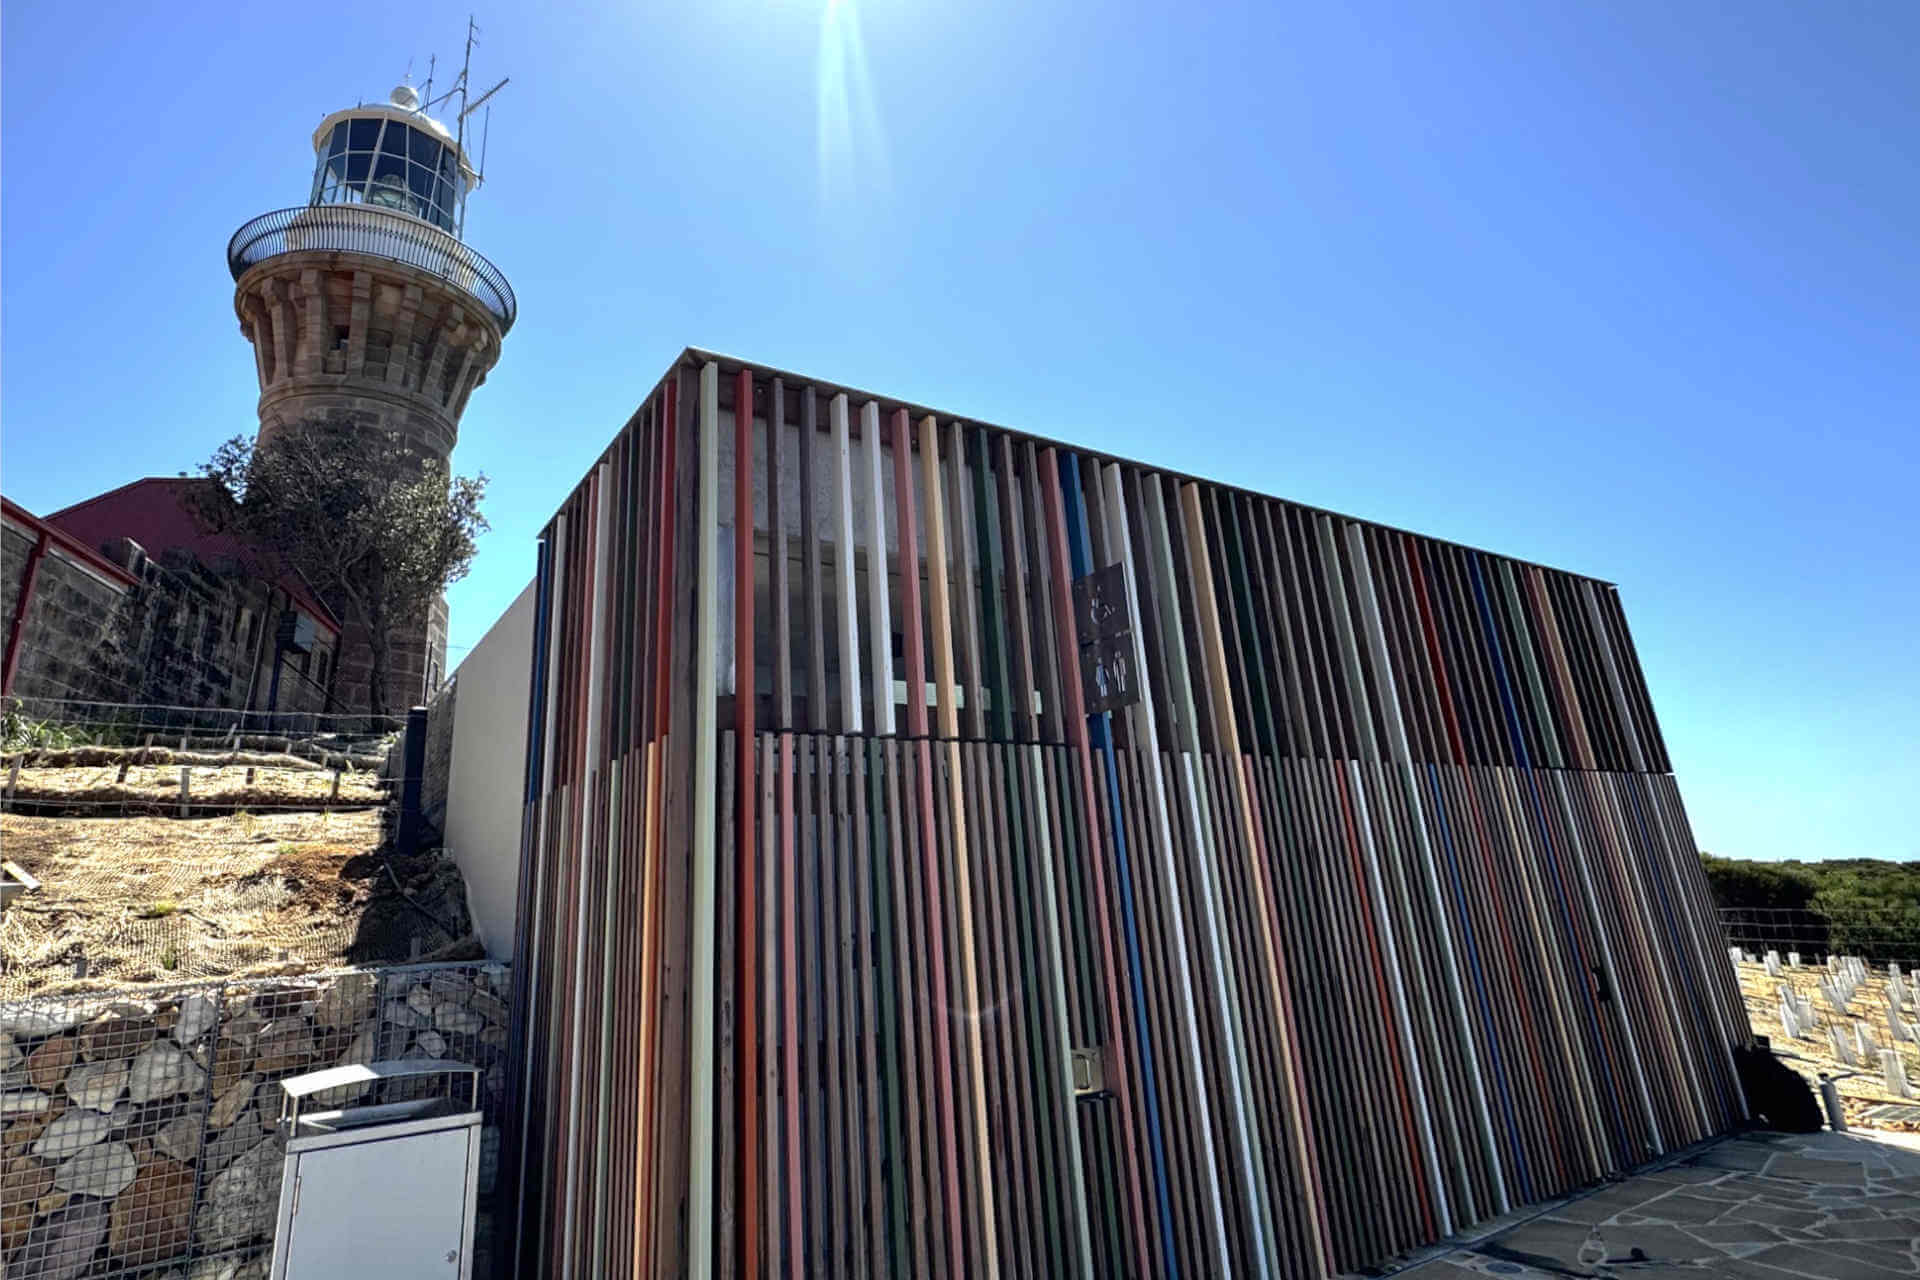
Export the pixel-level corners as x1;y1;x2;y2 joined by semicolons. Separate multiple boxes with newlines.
227;205;516;334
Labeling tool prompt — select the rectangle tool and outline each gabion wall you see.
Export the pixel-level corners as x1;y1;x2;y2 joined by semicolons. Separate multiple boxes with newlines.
1;962;509;1279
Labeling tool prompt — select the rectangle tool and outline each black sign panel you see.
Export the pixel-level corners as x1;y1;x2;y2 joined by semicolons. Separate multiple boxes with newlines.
1072;563;1130;643
1079;634;1139;716
1072;564;1141;714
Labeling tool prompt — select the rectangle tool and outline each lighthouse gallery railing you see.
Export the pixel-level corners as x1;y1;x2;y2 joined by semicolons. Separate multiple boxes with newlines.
227;204;516;335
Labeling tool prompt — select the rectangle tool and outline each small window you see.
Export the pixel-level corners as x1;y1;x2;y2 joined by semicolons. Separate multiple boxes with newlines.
329;123;349;158
348;118;381;150
432;175;456;228
408;160;438;206
409;129;440;167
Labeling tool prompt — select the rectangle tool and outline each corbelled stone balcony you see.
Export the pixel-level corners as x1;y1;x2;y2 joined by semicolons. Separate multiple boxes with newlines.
228;204;515;335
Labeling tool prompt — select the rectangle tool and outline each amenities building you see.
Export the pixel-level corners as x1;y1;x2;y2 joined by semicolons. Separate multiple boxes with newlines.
504;348;1750;1280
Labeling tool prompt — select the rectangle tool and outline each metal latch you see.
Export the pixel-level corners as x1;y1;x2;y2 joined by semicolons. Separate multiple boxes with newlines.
1071;1046;1108;1098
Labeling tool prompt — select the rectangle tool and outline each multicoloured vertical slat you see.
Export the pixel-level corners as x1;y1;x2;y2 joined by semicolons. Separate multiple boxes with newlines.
506;351;1751;1280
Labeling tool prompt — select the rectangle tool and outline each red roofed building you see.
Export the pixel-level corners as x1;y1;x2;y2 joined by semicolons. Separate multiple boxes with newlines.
3;481;341;717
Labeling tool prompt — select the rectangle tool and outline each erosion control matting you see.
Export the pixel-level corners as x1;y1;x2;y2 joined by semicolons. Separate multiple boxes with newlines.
1;760;386;816
0;811;474;998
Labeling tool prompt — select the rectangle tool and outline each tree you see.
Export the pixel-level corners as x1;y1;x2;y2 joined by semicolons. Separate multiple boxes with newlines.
1698;853;1818;911
196;417;488;719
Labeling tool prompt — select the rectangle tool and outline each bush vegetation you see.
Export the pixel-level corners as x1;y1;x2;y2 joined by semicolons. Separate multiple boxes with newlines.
1702;852;1920;962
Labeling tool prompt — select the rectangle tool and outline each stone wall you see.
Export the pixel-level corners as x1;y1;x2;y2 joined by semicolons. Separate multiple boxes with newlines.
421;674;457;840
326;595;443;724
117;550;331;717
237;255;502;470
1;526;32;651
3;532;335;718
0;962;508;1280
235;249;486;722
3;527;142;706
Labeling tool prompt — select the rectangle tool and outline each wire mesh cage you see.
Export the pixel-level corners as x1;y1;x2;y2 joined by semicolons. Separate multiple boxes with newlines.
0;961;509;1279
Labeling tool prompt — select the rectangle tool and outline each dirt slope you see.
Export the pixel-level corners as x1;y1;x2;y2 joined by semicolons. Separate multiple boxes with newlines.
1;810;476;999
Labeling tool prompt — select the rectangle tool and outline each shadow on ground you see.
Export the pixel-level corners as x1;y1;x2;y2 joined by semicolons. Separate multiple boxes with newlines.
1394;1130;1920;1280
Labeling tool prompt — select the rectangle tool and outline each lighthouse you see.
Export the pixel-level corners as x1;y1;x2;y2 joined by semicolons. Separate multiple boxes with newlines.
225;72;513;710
227;80;513;465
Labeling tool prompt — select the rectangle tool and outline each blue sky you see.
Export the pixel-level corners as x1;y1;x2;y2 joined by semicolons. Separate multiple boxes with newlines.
3;1;1914;863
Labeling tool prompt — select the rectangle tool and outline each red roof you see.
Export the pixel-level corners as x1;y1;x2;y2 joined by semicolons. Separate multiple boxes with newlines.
44;478;341;635
1;497;140;589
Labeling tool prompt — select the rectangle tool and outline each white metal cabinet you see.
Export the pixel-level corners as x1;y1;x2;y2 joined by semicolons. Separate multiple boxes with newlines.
268;1061;483;1280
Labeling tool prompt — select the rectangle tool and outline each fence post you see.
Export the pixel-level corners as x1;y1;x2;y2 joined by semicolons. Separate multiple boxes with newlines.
397;704;428;854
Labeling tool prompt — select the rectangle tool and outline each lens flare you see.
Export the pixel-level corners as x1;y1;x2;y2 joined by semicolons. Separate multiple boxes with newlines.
816;0;890;209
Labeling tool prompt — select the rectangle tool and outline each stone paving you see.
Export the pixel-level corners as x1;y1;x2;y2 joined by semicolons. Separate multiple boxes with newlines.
1391;1130;1920;1280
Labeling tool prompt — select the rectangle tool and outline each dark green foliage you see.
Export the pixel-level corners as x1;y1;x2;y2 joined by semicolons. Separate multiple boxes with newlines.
1703;852;1920;963
1699;853;1817;910
194;418;488;719
1702;853;1920;916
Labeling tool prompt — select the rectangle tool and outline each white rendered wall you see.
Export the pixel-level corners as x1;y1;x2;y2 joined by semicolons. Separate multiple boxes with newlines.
444;581;536;959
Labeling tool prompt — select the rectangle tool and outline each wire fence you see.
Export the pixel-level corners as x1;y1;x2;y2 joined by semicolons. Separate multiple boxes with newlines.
2;699;402;820
1720;905;1920;971
4;697;403;743
1;961;509;1279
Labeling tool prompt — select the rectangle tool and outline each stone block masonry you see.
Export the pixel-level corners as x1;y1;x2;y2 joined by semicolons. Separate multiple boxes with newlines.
234;252;486;718
420;670;457;839
1;962;509;1280
3;521;139;705
327;592;447;724
236;256;501;473
2;520;335;717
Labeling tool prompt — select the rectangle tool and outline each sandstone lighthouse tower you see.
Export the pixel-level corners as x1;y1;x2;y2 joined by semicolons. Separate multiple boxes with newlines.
225;65;513;714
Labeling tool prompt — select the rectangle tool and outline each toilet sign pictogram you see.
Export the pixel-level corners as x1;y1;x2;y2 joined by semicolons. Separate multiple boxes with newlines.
1072;564;1141;715
1072;563;1129;642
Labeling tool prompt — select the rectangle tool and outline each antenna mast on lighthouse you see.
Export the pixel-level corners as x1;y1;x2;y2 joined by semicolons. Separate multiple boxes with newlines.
450;16;509;239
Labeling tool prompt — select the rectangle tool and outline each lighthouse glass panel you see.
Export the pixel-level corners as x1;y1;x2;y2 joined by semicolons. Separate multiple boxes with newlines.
310;117;464;235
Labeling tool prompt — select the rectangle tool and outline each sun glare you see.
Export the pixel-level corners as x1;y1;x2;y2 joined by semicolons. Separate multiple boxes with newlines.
815;0;890;208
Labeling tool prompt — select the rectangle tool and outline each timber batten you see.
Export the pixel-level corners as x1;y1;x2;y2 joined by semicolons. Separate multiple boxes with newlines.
506;349;1749;1279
